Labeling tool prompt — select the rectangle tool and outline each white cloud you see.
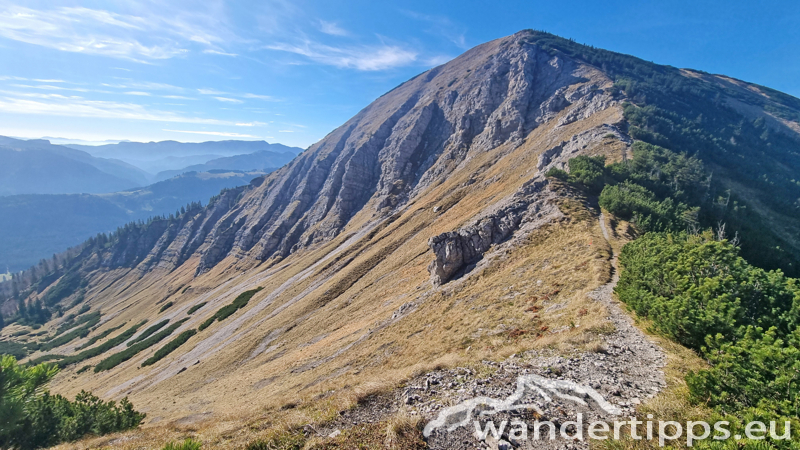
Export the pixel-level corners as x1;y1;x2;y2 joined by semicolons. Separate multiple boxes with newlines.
318;20;349;36
243;93;275;101
214;96;243;103
203;49;238;57
163;129;261;138
0;4;238;62
33;79;65;83
0;95;240;126
11;83;89;92
104;81;185;91
0;89;78;100
163;95;196;100
278;130;294;132
198;88;227;95
124;91;151;96
235;121;267;126
265;40;417;71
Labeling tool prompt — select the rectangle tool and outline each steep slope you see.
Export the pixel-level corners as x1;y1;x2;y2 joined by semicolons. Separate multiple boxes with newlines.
2;30;798;443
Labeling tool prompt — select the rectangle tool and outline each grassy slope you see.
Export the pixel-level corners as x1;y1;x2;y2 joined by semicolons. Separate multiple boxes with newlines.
38;89;625;431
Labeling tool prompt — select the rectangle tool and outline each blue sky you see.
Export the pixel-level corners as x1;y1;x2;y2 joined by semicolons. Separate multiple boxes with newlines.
0;0;797;149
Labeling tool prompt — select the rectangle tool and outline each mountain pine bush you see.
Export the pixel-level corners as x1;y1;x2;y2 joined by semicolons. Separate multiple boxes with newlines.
0;356;144;449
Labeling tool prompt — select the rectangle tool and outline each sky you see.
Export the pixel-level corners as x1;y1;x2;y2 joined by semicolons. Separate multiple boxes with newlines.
0;0;797;149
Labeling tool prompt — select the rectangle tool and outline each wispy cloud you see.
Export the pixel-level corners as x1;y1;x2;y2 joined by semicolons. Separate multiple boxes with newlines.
0;95;240;126
243;93;275;101
163;95;196;100
163;129;261;138
197;89;278;102
203;49;238;57
11;84;89;92
235;121;267;127
0;90;79;100
0;4;239;62
265;40;417;71
198;88;227;95
103;81;185;91
318;20;349;36
124;91;151;96
214;96;243;103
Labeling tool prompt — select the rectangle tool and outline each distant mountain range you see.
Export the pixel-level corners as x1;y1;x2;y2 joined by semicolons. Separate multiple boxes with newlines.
67;140;303;175
0;136;303;195
0;170;269;272
154;150;298;181
0;135;301;270
0;136;149;195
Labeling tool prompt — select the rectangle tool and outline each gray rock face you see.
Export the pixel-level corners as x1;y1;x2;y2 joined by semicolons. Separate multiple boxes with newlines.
426;178;567;285
186;31;609;273
427;180;550;285
61;30;620;278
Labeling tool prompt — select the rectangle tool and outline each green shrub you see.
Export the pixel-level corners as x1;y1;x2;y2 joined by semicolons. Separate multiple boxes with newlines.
25;354;64;366
616;231;800;424
566;155;607;193
198;317;215;331
53;310;101;337
162;438;202;450
544;167;568;180
40;323;93;352
198;288;262;332
127;319;170;347
617;232;798;349
94;319;188;372
599;181;693;232
142;329;197;367
687;326;800;419
186;302;207;315
159;301;174;313
75;322;126;350
52;320;147;368
0;339;36;359
0;356;144;449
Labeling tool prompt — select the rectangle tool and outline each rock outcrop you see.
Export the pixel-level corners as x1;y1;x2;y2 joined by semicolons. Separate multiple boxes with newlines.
427;180;562;285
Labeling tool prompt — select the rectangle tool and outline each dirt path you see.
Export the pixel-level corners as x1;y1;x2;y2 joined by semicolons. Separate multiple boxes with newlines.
418;214;666;449
322;214;667;449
